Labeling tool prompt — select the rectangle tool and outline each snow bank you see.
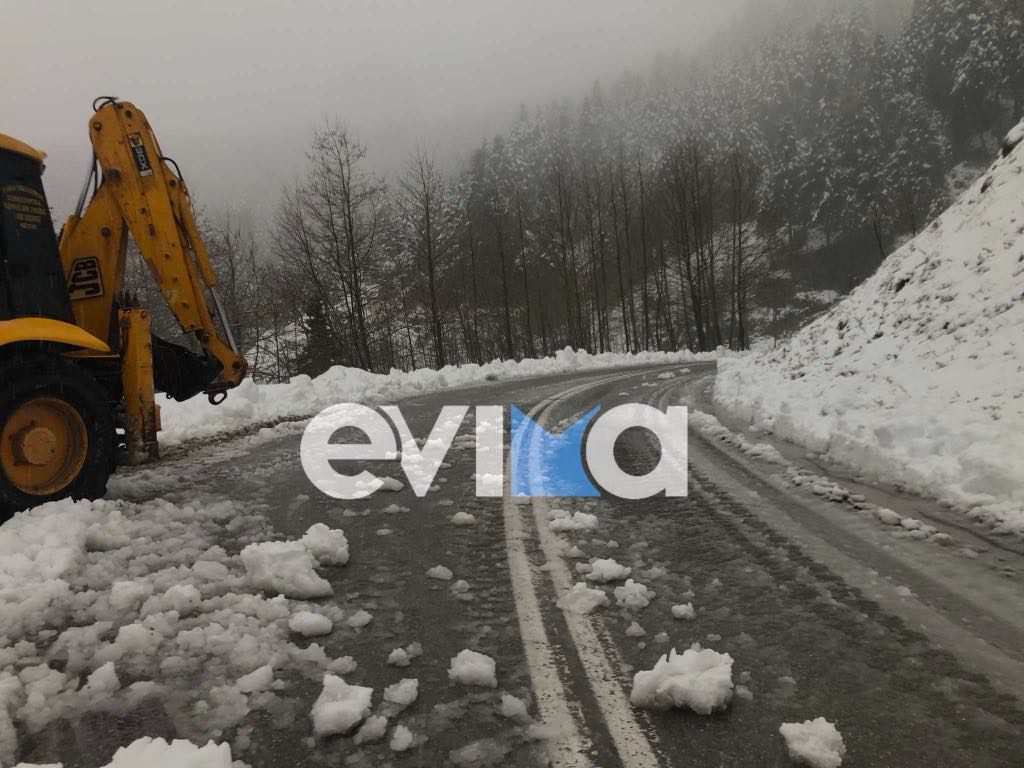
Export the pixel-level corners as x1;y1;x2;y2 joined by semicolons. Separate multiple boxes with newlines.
779;717;846;768
716;121;1024;533
630;647;734;714
161;347;710;446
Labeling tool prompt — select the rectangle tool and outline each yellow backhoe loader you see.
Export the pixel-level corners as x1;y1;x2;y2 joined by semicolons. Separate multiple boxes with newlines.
0;97;247;520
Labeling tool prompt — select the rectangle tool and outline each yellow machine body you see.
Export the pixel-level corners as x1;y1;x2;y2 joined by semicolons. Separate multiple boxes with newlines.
0;98;246;516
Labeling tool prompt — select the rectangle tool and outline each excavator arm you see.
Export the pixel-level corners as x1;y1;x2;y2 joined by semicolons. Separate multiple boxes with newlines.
58;98;247;461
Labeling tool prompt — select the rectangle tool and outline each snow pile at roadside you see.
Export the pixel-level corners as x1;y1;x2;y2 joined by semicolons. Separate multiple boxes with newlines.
0;497;352;765
779;717;846;768
161;347;712;446
716;122;1024;534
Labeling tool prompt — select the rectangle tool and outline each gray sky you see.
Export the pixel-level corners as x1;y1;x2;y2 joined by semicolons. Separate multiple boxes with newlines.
4;0;744;222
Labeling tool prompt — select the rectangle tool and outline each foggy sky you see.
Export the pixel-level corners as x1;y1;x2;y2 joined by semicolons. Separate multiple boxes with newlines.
4;0;745;223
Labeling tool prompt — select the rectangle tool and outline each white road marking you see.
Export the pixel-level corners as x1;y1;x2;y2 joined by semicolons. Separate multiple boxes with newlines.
503;478;594;767
521;377;663;768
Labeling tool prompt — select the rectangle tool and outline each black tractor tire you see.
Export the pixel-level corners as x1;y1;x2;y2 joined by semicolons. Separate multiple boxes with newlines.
0;351;116;524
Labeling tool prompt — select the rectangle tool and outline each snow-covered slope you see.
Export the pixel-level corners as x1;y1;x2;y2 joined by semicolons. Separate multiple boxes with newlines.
160;348;712;446
715;121;1024;534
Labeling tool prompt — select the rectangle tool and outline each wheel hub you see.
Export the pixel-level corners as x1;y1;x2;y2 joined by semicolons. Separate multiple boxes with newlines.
1;397;88;496
15;425;59;466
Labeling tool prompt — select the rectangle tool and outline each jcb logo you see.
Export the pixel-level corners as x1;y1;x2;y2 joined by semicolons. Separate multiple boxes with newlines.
67;257;104;300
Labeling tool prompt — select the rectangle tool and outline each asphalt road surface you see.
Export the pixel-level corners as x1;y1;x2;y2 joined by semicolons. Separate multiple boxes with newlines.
45;362;1024;767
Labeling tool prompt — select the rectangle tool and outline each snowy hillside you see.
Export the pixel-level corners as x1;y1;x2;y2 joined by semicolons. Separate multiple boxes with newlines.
715;121;1024;534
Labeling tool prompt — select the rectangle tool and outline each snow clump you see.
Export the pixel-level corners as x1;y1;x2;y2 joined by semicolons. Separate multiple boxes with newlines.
630;647;734;714
448;650;497;688
779;717;846;768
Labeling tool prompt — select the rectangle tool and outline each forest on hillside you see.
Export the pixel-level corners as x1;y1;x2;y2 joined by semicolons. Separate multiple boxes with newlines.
135;0;1024;381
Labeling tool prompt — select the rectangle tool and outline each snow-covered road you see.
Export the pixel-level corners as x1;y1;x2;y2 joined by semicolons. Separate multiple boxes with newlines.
3;363;1022;767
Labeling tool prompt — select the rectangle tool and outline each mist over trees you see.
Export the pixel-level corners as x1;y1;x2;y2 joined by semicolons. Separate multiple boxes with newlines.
183;0;1024;380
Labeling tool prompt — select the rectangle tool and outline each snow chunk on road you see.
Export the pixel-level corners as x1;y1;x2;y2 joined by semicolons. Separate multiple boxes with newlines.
631;647;734;714
241;540;332;599
301;523;349;565
289;611;333;637
378;476;405;492
236;664;274;693
99;737;233;767
875;508;902;526
615;579;656;609
388;648;411;667
557;582;610;614
779;717;846;768
499;693;530;722
390;724;415;751
625;622;647;638
384;678;419;708
448;650;497;688
82;661;120;698
162;584;201;615
346;609;373;628
311;674;373;736
549;512;599;532
354;715;388;745
426;565;454;581
585;558;631;583
451;512;477;527
672;603;697;620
